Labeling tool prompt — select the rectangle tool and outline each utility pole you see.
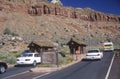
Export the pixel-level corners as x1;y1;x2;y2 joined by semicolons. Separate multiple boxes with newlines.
87;22;91;50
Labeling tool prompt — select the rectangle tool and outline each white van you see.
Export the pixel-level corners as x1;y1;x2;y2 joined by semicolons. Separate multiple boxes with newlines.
103;42;114;51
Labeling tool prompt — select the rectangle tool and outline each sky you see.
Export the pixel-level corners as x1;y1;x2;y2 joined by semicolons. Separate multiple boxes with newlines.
60;0;120;15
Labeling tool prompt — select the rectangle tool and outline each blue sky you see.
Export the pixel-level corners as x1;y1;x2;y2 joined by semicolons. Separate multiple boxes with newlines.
59;0;120;15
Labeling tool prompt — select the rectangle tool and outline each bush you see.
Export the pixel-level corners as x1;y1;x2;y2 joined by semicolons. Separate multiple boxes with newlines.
116;52;120;57
58;54;72;65
0;52;9;62
3;28;19;36
66;57;72;64
7;55;16;64
60;49;69;55
0;52;21;64
3;28;12;35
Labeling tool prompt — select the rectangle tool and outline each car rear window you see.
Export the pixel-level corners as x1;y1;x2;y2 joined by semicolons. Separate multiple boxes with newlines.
34;54;40;57
22;53;33;57
88;50;99;53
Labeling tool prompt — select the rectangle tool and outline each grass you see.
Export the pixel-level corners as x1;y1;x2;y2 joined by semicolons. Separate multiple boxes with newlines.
116;52;120;57
38;64;54;67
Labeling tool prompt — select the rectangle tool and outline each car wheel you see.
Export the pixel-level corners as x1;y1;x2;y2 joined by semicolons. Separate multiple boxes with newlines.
0;65;6;74
33;61;37;67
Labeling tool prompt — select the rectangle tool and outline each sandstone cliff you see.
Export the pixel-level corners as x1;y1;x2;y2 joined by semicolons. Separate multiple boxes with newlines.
28;4;120;22
1;0;120;22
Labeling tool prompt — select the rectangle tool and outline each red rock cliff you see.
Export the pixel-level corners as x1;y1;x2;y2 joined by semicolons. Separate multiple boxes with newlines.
0;0;120;22
28;3;120;22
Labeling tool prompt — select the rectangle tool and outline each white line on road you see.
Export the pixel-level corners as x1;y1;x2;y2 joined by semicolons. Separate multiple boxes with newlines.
32;72;50;79
3;71;29;79
105;53;115;79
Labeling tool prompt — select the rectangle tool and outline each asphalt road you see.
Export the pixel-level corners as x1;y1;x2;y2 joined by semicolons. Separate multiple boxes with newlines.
108;51;120;79
37;52;114;79
0;52;115;79
0;66;33;79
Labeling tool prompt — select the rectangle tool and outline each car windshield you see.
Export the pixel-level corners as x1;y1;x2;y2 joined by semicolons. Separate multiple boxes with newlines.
22;53;33;57
88;50;99;53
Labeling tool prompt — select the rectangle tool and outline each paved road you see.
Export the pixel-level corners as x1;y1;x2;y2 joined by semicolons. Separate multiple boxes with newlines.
0;52;115;79
0;66;33;79
109;51;120;79
37;52;114;79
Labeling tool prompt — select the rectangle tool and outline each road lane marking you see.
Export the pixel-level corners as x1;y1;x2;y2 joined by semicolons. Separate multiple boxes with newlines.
3;71;29;79
105;53;115;79
32;72;50;79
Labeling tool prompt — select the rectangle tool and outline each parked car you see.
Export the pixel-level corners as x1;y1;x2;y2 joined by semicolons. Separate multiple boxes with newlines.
85;49;103;60
0;62;8;74
16;53;41;66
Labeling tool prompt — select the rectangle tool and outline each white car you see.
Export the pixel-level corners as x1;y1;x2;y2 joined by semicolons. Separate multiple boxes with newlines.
85;49;103;60
16;53;41;66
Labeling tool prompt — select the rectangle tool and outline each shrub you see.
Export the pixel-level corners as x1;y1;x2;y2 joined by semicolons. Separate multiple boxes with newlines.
3;28;12;35
116;52;120;57
58;54;72;65
66;57;72;64
0;52;9;62
3;28;19;36
60;49;69;55
0;51;21;64
7;55;16;64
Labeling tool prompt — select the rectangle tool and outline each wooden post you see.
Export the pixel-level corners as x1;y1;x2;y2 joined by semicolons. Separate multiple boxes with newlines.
40;48;43;64
56;52;59;67
54;47;59;67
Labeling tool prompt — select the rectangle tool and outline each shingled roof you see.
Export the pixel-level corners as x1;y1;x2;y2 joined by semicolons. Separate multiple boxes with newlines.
28;41;54;48
67;38;87;46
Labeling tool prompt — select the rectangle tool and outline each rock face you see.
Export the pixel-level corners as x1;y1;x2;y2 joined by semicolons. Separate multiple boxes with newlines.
6;0;48;3
88;11;120;22
1;0;120;22
28;4;120;22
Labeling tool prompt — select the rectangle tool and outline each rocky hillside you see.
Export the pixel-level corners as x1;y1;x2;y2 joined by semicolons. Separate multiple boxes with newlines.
0;0;120;51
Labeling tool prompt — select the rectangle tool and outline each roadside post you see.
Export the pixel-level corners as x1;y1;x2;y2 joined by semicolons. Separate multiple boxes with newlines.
54;47;59;67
